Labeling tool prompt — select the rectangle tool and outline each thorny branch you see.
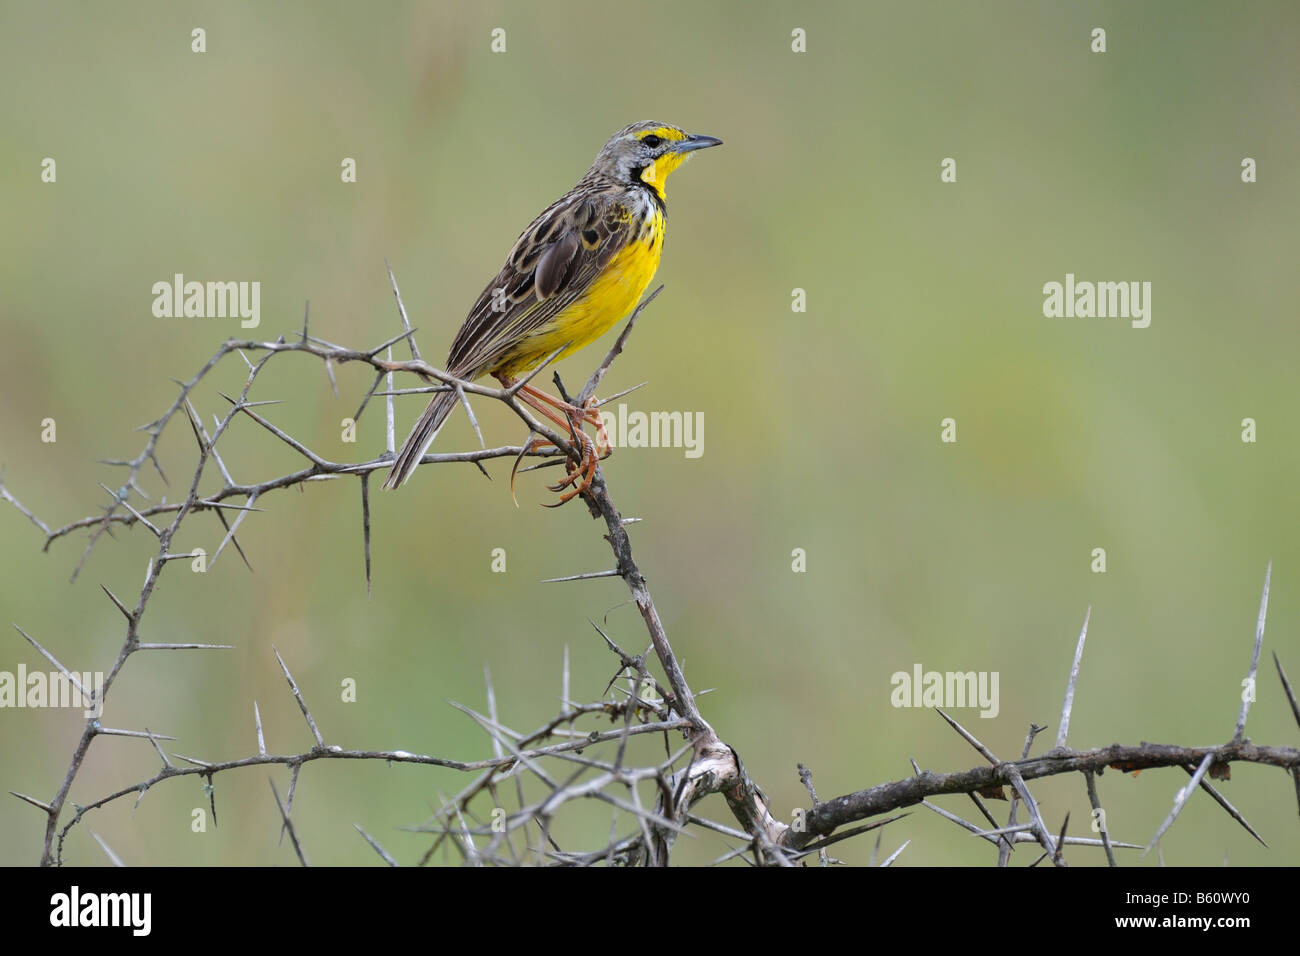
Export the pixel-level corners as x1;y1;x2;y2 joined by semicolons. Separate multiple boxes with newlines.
4;270;1298;866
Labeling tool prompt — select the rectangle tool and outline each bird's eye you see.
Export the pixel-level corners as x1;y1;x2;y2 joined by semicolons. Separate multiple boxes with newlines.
641;135;662;149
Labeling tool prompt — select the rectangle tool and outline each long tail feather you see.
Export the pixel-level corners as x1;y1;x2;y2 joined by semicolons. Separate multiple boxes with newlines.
383;390;459;489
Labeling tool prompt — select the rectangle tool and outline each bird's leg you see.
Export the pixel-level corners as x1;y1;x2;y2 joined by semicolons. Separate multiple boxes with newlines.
514;382;606;429
588;399;612;459
513;382;611;460
498;376;604;503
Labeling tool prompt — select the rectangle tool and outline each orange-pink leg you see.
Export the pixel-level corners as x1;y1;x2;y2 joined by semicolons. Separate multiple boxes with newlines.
498;377;608;504
513;383;609;451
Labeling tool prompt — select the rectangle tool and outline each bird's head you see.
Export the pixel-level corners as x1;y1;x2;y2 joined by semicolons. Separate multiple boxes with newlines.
590;121;722;200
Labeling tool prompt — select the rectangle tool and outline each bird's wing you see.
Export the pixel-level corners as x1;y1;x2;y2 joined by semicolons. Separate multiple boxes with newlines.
446;185;635;377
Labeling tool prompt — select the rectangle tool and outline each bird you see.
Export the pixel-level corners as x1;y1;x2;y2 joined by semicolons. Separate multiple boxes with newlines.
383;121;722;499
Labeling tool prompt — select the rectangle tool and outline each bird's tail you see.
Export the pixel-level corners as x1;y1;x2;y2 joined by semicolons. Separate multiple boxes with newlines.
383;389;459;489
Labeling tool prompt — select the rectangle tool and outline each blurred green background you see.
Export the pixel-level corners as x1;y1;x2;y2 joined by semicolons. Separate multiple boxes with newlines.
2;1;1297;866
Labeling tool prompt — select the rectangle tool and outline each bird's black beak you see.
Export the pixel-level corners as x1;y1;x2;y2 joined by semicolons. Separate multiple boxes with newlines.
675;133;723;153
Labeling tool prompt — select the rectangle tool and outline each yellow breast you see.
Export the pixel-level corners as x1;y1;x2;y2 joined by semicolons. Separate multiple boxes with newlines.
493;210;665;378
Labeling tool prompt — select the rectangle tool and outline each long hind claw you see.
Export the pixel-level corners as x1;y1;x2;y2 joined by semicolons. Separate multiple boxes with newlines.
510;433;554;506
